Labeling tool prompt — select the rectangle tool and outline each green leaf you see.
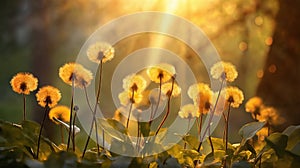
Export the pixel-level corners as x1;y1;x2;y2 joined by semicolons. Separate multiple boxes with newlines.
110;138;135;156
44;151;78;168
231;160;252;168
265;133;288;158
141;140;164;156
24;158;44;168
0;146;32;166
140;122;150;137
283;125;300;156
163;157;181;168
98;118;127;142
21;120;40;137
201;137;234;154
290;142;300;156
182;134;200;150
110;156;132;168
238;121;266;142
153;128;168;144
203;150;225;167
106;119;127;134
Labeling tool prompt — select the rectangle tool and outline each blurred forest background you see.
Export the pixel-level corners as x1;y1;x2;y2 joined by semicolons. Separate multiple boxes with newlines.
1;0;299;146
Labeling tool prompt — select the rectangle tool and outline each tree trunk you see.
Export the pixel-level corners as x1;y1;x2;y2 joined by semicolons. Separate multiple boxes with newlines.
257;0;300;130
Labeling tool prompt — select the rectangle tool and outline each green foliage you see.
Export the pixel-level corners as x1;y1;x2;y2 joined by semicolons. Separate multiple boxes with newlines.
1;118;300;168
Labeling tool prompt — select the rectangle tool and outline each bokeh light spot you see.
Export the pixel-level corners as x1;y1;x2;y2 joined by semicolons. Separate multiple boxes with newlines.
254;16;264;26
239;41;248;52
257;69;264;78
268;64;277;73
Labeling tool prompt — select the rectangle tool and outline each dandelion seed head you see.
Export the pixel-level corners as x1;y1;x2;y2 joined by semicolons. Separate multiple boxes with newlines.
210;61;238;82
245;96;263;113
49;105;70;124
147;63;176;83
118;90;143;106
257;107;284;126
59;63;93;88
122;74;147;93
87;42;115;63
225;86;244;108
178;104;199;119
188;83;212;114
10;72;38;95
36;86;61;108
161;82;181;97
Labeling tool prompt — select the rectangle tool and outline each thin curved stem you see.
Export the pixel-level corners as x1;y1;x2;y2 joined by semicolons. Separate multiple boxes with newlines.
198;113;203;141
200;79;225;143
126;89;135;128
184;118;191;149
83;85;100;155
208;123;214;154
155;77;175;136
136;119;141;151
82;60;103;158
150;76;162;125
67;80;74;151
225;103;231;153
36;105;49;159
223;102;231;168
72;109;78;151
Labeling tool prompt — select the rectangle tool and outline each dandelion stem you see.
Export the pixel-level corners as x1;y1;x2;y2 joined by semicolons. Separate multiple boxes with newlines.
184;118;191;149
83;85;100;155
222;112;227;142
102;128;105;150
36;105;49;159
67;79;74;152
23;94;26;121
72;108;77;151
200;79;224;143
82;60;103;158
150;76;162;125
208;125;214;154
209;136;214;154
155;77;175;136
136;120;140;150
225;103;231;153
223;102;231;168
198;79;225;152
198;113;203;142
84;85;94;112
126;89;135;128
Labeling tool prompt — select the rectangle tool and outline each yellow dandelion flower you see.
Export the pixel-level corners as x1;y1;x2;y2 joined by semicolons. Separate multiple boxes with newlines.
225;86;244;108
257;107;284;126
36;86;61;108
161;82;181;97
178;104;199;119
87;42;115;63
118;90;143;105
188;83;212;115
59;62;93;88
245;96;263;113
210;61;238;82
147;63;176;83
122;74;147;93
49;105;70;124
10;72;38;95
